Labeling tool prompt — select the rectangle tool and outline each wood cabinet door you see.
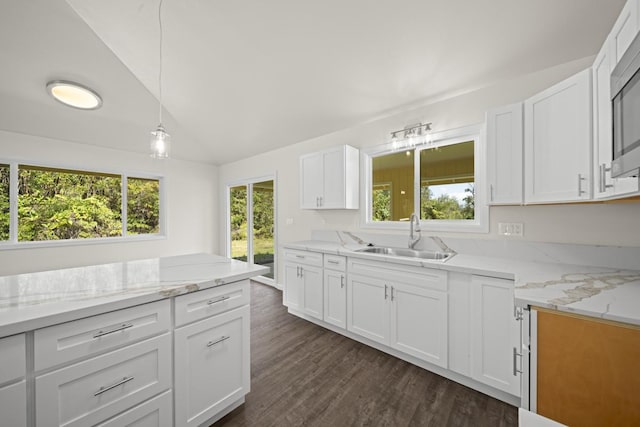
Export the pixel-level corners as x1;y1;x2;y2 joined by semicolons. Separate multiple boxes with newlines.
174;306;249;427
486;102;523;205
389;281;448;368
300;152;323;208
536;309;640;427
301;264;324;320
323;269;346;329
347;274;390;345
524;69;592;203
283;262;302;310
470;276;520;396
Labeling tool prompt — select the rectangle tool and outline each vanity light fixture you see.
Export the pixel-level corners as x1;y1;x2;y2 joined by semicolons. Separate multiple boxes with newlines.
389;122;432;148
150;0;171;159
46;80;102;110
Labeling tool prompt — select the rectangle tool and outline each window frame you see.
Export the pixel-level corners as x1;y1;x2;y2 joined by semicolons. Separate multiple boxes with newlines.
0;159;166;249
362;124;488;233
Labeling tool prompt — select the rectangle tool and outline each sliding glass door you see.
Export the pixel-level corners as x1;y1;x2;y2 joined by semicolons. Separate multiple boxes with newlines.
228;178;275;281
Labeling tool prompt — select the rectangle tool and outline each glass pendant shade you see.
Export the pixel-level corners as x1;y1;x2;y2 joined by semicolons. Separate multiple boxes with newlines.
150;124;171;159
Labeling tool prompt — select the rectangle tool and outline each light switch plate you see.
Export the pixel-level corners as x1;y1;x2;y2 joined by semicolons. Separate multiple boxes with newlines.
498;222;524;237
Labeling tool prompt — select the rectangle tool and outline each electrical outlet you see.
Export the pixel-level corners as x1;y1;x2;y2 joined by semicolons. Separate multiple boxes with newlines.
498;222;524;237
286;218;294;225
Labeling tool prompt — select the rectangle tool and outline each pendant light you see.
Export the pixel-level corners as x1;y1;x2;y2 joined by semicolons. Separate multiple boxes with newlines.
150;0;171;159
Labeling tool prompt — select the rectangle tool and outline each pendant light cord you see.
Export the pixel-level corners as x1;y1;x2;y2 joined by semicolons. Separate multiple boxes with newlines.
158;0;164;126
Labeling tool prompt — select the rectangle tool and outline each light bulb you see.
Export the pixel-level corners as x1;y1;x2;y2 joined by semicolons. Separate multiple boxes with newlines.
150;125;171;159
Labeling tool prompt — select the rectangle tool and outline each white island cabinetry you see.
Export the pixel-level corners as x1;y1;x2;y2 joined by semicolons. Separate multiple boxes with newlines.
0;333;27;427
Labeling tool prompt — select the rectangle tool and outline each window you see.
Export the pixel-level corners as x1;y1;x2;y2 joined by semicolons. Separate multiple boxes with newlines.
0;162;162;246
365;125;486;232
228;178;276;282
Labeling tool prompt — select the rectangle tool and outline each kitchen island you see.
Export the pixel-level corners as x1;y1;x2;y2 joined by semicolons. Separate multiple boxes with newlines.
0;253;268;427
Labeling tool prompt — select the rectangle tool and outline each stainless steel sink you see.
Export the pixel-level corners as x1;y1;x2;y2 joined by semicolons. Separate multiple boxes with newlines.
355;246;454;261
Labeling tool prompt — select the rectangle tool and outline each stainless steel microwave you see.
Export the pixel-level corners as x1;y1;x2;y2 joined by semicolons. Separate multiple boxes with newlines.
611;32;640;178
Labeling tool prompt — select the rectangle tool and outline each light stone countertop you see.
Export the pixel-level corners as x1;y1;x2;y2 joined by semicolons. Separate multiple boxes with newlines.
283;240;640;326
0;253;269;338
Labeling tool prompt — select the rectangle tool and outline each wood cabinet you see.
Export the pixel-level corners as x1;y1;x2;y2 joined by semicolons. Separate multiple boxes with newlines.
470;275;520;396
323;255;347;329
524;68;593;203
347;258;448;368
283;249;324;320
535;308;640;426
0;333;27;427
592;26;640;199
300;145;359;209
174;306;250;427
486;102;524;205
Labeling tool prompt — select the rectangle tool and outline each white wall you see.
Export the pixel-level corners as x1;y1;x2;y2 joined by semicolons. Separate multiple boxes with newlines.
218;56;640;285
0;130;218;275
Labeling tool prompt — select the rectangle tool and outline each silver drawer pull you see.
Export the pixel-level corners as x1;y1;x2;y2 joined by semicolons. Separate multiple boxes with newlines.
93;323;134;339
206;336;230;347
513;347;523;376
327;260;339;264
207;296;230;305
94;376;134;396
295;255;305;259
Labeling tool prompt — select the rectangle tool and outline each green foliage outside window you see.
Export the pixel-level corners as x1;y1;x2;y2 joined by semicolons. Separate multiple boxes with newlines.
0;165;161;243
372;187;391;221
421;184;474;220
0;165;9;240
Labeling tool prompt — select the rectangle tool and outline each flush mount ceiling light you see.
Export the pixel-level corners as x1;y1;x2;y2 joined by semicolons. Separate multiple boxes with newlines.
46;80;102;110
150;0;171;159
390;122;432;149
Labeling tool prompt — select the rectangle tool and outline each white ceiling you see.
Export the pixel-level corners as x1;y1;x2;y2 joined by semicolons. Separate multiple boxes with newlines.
0;0;626;165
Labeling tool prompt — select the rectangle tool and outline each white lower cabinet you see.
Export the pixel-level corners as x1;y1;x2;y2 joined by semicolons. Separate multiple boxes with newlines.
470;275;521;396
96;390;173;427
174;305;250;427
323;257;347;329
35;333;172;427
0;381;27;427
283;249;324;320
347;259;448;368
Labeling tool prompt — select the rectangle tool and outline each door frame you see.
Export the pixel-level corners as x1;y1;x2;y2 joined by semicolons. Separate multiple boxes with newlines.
225;173;278;287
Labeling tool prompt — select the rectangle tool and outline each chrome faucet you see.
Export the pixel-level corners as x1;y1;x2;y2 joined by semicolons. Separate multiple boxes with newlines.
408;213;421;249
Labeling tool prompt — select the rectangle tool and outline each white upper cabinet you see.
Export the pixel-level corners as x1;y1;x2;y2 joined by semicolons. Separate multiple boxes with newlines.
300;145;359;209
592;36;640;199
524;68;592;203
486;103;524;205
610;0;639;67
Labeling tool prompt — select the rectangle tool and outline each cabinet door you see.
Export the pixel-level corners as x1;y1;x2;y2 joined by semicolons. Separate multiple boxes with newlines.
470;276;520;396
593;38;640;199
283;262;302;310
486;103;523;204
301;265;324;320
524;69;592;203
347;274;389;345
0;381;26;427
174;306;250;427
323;269;346;329
321;148;345;208
390;282;448;368
610;0;639;67
300;152;323;208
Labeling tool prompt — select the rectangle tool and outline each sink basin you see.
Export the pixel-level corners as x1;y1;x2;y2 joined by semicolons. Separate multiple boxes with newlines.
355;246;454;261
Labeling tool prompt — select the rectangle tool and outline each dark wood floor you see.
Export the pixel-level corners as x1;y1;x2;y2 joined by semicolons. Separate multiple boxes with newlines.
213;282;518;427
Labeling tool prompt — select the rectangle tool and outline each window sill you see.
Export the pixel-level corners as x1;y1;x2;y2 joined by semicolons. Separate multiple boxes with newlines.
0;234;167;251
360;219;489;234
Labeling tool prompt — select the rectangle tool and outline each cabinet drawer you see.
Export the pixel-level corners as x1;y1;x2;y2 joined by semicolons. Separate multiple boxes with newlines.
347;258;447;292
35;300;170;371
0;333;26;384
324;254;346;271
96;390;173;427
175;280;249;327
36;333;172;427
0;381;27;427
283;249;323;267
